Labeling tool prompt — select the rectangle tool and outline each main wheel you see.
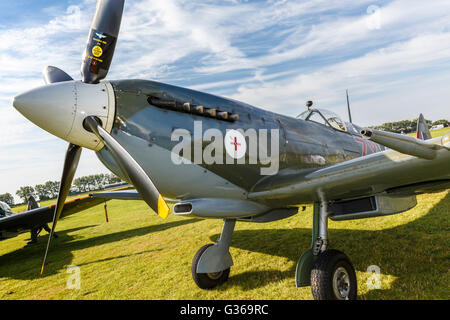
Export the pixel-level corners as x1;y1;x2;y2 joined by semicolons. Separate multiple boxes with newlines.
311;249;357;300
192;244;230;289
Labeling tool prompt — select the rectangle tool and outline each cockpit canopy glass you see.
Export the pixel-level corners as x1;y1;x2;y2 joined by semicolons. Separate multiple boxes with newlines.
298;108;347;132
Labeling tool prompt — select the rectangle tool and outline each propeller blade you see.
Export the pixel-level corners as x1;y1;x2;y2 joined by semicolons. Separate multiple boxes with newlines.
81;0;125;84
84;116;170;219
43;66;73;84
41;143;82;274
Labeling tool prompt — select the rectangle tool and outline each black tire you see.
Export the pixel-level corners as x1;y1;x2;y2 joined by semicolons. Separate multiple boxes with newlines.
311;249;357;300
192;244;230;289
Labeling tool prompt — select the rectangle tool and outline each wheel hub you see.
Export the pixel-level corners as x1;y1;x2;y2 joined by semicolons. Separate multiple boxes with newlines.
332;267;350;300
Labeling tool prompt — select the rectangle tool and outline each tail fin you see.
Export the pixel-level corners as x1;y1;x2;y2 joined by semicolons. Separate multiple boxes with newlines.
27;195;39;211
416;114;432;140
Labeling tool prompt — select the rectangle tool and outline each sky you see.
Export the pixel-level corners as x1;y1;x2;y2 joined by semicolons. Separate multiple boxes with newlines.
0;0;449;201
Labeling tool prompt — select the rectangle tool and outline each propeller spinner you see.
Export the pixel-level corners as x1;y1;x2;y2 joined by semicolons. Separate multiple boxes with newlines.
12;0;170;275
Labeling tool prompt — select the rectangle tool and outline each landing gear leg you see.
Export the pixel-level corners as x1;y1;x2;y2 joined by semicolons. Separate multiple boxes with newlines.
296;201;357;300
192;219;236;289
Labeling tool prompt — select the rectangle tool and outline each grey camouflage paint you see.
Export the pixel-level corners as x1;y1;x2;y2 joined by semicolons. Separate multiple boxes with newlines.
95;79;379;204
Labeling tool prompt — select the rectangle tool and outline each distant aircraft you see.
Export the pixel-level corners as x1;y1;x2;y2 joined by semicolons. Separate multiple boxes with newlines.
0;196;104;243
12;0;450;300
0;183;129;245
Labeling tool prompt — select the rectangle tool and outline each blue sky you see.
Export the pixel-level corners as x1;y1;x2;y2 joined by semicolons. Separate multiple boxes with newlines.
1;0;449;200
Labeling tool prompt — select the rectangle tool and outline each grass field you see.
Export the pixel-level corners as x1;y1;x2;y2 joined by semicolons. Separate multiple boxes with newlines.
0;190;448;300
0;127;448;300
410;126;450;138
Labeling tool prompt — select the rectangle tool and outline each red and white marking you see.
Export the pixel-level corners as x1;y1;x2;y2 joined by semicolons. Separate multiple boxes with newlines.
225;130;247;159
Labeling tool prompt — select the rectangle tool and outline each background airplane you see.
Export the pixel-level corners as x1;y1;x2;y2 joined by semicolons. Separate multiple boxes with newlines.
0;183;129;245
0;196;104;243
11;0;450;300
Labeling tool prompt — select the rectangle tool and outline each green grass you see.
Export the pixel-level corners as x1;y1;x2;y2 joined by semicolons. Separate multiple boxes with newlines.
408;126;450;138
1;129;449;300
430;127;450;138
0;190;448;300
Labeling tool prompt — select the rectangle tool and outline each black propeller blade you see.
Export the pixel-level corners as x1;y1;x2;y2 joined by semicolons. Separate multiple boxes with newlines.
41;143;82;274
40;65;76;275
81;0;125;84
43;66;73;84
38;0;140;275
84;116;170;219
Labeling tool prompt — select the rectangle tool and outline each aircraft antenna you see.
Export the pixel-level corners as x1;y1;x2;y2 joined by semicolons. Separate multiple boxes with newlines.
346;89;353;123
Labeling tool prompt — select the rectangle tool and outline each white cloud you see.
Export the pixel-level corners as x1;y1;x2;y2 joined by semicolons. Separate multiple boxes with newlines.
228;32;450;124
0;0;450;198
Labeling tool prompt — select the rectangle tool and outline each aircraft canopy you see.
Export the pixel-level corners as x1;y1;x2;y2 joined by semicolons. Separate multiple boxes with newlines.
298;108;347;132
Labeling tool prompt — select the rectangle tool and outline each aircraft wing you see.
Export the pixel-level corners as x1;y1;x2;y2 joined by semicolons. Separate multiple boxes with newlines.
90;190;142;200
90;190;178;204
0;196;105;232
249;132;450;207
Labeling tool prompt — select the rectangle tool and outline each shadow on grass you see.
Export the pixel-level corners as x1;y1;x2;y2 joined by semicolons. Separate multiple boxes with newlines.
0;218;198;280
211;193;449;299
77;248;164;268
1;193;447;299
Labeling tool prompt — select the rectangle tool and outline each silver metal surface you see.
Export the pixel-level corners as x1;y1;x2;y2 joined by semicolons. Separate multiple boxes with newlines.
318;200;329;253
332;266;351;300
43;66;73;84
196;219;236;274
85;116;163;214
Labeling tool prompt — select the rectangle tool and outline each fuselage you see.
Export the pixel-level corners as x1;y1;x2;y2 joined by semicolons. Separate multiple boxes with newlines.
13;78;449;209
95;79;380;203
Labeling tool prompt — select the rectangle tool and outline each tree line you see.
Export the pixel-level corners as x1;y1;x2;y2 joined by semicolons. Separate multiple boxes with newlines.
371;118;448;134
0;173;123;207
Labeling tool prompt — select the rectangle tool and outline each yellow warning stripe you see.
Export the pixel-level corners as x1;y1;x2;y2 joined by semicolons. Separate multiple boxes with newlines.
157;195;170;219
